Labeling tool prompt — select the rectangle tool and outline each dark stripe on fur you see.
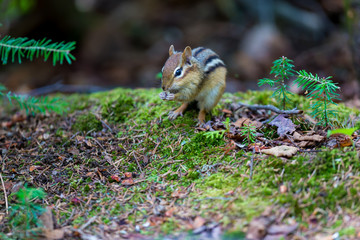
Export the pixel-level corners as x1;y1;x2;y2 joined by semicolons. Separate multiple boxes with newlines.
204;55;219;65
205;62;225;75
193;47;205;57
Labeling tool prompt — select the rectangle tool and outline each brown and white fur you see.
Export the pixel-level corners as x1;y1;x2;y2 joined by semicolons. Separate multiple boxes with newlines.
159;45;226;123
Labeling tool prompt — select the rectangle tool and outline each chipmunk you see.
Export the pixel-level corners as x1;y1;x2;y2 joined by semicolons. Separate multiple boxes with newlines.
159;45;226;123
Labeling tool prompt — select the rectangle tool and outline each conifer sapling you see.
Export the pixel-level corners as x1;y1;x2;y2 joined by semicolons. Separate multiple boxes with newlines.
258;56;295;110
294;70;340;127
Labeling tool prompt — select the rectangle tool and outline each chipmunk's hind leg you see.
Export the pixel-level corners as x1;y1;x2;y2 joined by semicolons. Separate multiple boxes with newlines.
198;109;206;123
168;102;189;120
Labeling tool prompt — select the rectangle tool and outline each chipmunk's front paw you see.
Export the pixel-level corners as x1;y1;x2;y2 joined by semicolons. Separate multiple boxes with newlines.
165;93;174;100
168;111;183;120
159;92;174;101
159;92;167;100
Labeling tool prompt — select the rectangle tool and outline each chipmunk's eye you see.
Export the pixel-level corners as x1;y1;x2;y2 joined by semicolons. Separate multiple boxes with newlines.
174;67;182;77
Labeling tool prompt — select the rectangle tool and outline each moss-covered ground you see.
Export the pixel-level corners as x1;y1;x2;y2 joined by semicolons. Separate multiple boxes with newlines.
1;88;360;239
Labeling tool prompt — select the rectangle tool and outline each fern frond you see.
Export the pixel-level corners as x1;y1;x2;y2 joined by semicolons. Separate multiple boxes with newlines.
0;36;76;65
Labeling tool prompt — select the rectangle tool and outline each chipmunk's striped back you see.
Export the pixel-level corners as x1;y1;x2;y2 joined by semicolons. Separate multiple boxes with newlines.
192;47;226;76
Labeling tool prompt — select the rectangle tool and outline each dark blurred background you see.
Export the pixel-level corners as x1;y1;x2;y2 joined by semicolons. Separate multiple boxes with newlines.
0;0;359;99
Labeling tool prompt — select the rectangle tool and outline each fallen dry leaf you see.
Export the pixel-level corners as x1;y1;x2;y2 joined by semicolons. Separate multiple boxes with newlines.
262;146;298;157
269;114;296;137
326;133;353;148
124;172;133;178
267;223;298;236
246;216;274;240
293;132;325;142
85;172;95;177
233;117;262;129
29;165;39;172
111;175;121;182
279;185;287;193
148;216;165;226
42;229;65;240
121;178;134;186
192;216;206;229
222;109;232;114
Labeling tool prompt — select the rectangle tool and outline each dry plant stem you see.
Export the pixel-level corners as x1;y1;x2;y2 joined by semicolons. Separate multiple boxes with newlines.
250;148;255;180
0;172;8;214
80;216;97;230
234;102;303;115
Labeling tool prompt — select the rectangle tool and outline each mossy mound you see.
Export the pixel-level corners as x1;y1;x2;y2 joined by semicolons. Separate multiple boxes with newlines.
101;93;135;122
72;112;102;132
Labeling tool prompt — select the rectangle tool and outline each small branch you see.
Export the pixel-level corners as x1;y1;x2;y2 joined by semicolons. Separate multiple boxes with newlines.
233;102;303;115
0;36;76;65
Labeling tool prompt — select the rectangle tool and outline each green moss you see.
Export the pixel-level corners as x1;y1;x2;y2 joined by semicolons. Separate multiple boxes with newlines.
160;218;178;234
102;92;135;122
339;226;356;236
102;217;111;225
72;113;102;132
72;217;85;226
222;230;246;240
67;93;92;112
186;170;200;180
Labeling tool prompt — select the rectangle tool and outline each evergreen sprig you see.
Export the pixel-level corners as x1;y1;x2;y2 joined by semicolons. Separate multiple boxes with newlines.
295;70;340;127
258;56;295;110
240;124;257;145
9;187;46;238
0;84;68;114
0;35;76;65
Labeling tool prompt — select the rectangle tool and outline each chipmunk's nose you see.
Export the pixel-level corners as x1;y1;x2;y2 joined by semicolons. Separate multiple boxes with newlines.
162;86;166;91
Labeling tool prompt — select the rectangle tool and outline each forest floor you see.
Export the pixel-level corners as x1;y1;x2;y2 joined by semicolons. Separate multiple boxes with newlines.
1;88;360;240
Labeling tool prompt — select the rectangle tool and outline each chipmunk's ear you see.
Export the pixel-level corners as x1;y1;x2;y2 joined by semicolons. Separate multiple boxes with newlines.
181;46;192;65
169;45;175;56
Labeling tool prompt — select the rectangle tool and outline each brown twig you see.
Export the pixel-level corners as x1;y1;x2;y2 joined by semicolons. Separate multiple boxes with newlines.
0;172;8;214
233;102;303;115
